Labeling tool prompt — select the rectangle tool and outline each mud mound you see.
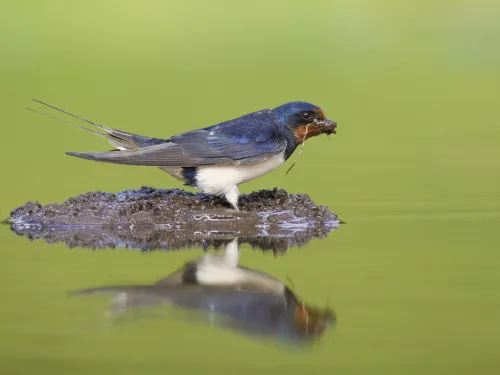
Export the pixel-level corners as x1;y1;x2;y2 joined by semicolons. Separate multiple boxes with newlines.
8;187;341;252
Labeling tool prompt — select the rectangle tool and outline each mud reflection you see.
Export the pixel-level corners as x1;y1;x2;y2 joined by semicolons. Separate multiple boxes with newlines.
10;218;339;254
71;238;336;345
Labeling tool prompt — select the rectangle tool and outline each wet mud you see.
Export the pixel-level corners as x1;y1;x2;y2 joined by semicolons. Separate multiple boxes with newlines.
7;187;341;253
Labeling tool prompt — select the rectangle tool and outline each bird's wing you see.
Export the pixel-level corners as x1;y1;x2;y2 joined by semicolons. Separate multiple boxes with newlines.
67;110;287;167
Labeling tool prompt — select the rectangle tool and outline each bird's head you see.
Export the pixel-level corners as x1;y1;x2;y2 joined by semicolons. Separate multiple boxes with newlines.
271;101;337;144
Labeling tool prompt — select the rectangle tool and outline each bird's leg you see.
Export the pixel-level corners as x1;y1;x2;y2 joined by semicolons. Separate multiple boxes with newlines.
224;185;240;211
223;237;239;267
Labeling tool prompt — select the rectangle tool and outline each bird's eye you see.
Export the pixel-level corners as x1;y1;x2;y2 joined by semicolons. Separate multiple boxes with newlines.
301;112;311;120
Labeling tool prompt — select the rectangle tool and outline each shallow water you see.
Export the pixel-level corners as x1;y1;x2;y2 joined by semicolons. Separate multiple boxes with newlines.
1;202;499;374
1;1;500;374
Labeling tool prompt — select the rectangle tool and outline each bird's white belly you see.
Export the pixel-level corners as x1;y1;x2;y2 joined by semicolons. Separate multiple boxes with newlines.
195;152;285;195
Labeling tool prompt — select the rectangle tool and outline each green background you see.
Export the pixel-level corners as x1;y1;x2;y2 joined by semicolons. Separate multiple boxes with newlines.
1;0;499;374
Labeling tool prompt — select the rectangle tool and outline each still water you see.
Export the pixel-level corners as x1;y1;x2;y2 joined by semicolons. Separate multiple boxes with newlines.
1;191;499;374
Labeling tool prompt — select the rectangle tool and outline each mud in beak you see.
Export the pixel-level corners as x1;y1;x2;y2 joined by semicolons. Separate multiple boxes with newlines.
319;118;337;134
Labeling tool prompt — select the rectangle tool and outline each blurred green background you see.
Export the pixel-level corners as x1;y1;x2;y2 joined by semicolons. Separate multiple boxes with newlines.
1;0;499;374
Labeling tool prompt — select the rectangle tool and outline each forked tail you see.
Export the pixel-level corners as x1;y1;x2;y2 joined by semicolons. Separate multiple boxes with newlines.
27;99;166;151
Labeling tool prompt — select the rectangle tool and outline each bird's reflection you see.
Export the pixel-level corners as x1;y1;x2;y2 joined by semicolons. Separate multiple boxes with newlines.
70;238;336;346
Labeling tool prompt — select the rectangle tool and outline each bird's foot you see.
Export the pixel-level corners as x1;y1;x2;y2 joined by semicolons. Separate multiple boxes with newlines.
224;185;240;212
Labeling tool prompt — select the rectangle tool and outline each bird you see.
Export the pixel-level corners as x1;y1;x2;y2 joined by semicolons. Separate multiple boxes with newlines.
28;99;337;210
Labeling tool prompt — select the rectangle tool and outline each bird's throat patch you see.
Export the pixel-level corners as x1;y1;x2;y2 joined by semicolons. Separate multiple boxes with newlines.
293;124;322;144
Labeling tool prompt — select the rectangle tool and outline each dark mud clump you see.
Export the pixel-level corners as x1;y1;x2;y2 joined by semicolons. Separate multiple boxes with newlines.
8;187;341;253
9;187;338;226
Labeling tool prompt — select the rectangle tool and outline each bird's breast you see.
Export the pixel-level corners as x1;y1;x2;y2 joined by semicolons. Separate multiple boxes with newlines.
194;152;286;194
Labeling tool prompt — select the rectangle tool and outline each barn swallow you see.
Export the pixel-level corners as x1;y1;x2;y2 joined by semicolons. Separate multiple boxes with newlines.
28;99;337;210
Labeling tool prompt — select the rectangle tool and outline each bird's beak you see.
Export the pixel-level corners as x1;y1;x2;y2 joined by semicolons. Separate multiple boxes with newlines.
318;118;337;134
